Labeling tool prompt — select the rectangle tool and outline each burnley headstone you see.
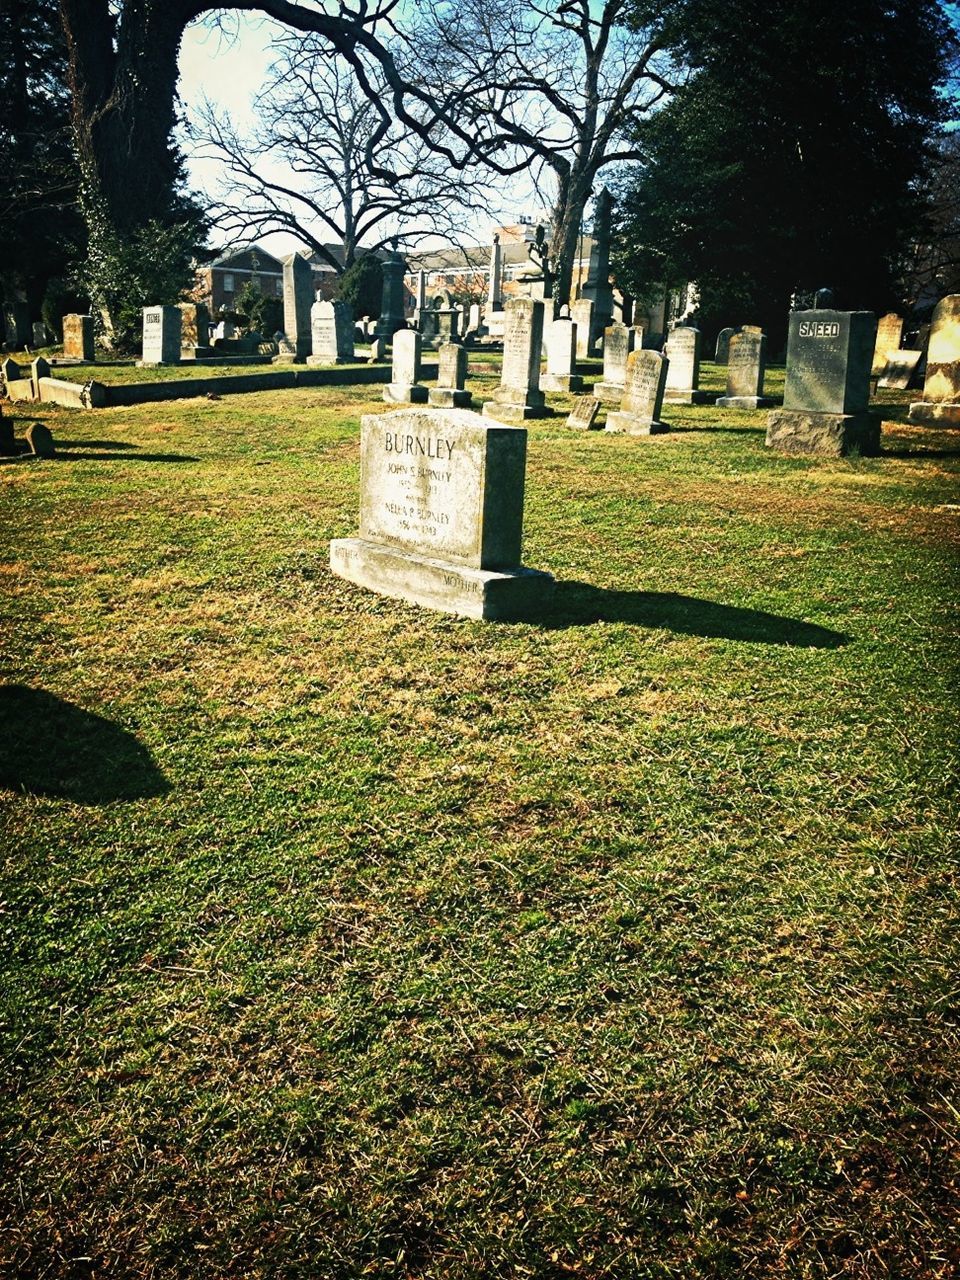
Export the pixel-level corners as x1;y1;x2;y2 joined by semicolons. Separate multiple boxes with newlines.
141;306;181;365
384;330;428;404
329;407;554;620
717;331;773;408
62;314;94;362
664;326;710;403
541;319;583;392
594;322;635;403
605;350;670;435
482;298;549;423
429;343;472;408
767;310;880;455
309;299;354;363
909;296;960;425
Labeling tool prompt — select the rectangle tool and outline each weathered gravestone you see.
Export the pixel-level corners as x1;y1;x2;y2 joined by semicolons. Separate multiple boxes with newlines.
605;350;670;435
664;326;711;403
571;299;595;359
715;327;737;363
594;322;634;403
878;350;922;391
541;319;583;392
141;306;181;365
62;314;95;362
434;308;460;345
329;407;554;621
384;330;428;404
276;253;313;360
482;298;549;424
179;303;211;357
30;357;50;399
376;252;407;339
309;299;354;363
467;303;483;334
909;296;960;425
717;331;774;408
368;336;387;363
872;312;904;375
566;397;601;430
487;235;503;311
766;310;880;455
429;343;472;408
25;422;55;458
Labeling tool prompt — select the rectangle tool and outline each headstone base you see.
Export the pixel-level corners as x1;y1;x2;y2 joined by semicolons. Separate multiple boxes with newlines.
907;401;960;426
384;383;429;404
540;373;584;392
137;359;180;368
605;412;669;435
272;352;306;365
593;380;625;404
306;354;352;365
180;346;214;361
664;389;715;405
481;401;551;424
716;395;776;410
765;409;881;456
330;538;554;622
428;387;473;408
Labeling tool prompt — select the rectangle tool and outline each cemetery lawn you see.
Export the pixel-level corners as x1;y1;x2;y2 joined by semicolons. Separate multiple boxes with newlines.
2;371;958;1280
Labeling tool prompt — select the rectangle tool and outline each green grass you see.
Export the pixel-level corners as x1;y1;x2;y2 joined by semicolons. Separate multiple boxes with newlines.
2;368;958;1279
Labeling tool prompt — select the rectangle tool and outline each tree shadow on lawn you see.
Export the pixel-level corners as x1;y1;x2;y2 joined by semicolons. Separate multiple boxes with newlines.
0;685;170;804
543;583;849;648
881;444;960;459
52;441;198;463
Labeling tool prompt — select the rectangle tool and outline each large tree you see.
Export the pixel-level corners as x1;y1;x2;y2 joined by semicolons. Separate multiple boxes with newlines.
191;33;494;269
612;0;955;344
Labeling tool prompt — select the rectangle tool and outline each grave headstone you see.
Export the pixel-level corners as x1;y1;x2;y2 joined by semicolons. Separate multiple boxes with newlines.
871;312;904;375
715;327;737;363
909;296;960;425
487;235;503;311
376;252;407;338
1;357;20;384
62;314;95;362
141;306;181;365
32;322;48;348
767;310;880;455
384;330;428;404
541;319;583;392
594;322;635;402
435;309;460;344
571;299;595;358
482;298;549;423
277;253;313;360
717;331;773;408
25;422;55;457
309;299;354;363
566;397;600;430
0;409;15;456
179;303;211;357
368;335;387;363
878;350;922;391
605;350;670;435
30;357;51;399
429;342;472;408
329;407;554;620
580;187;614;343
664;326;710;403
3;302;30;349
468;303;482;333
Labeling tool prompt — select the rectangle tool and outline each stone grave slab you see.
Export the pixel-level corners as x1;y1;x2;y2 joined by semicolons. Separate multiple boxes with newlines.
329;407;554;620
909;296;960;425
566;397;601;429
25;422;55;457
541;319;583;392
482;298;549;423
429;343;472;408
715;327;737;363
62;314;94;362
605;350;669;435
384;330;428;404
140;306;181;365
878;351;922;390
717;331;774;408
872;312;904;375
664;326;711;403
594;322;634;402
308;299;354;364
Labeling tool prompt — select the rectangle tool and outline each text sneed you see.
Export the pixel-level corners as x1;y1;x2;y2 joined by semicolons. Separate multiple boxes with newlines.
798;321;840;338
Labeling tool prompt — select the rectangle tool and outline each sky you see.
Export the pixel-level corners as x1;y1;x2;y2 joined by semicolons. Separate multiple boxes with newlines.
176;13;539;258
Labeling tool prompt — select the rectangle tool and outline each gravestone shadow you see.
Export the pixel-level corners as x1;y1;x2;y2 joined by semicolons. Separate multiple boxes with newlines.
0;685;170;804
543;583;848;648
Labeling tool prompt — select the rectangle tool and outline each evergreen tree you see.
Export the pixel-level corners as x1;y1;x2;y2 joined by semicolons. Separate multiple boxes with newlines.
614;0;956;346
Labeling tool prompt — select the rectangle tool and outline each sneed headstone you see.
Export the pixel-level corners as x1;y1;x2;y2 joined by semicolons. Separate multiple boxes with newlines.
141;306;181;365
541;318;583;392
482;298;549;423
605;350;670;435
566;397;600;430
429;343;472;408
664;326;710;403
594;322;634;403
872;312;904;375
717;331;773;409
309;299;354;363
384;330;428;404
715;327;737;363
62;314;94;362
329;407;554;621
878;350;922;391
767;310;880;455
909;296;960;425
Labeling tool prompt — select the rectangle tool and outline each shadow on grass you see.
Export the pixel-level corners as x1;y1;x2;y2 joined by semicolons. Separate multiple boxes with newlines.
52;451;199;463
882;445;960;459
544;583;849;647
54;439;140;450
0;685;170;804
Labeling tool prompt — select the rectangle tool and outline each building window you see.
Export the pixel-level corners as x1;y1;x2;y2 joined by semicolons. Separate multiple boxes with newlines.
223;273;235;291
275;279;283;297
